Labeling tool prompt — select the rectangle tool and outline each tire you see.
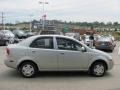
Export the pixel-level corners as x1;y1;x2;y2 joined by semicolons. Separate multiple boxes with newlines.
18;62;38;78
90;62;106;77
109;48;113;52
9;39;13;44
5;41;9;46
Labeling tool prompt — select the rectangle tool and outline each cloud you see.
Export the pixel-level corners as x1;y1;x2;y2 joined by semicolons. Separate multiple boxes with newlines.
0;0;120;23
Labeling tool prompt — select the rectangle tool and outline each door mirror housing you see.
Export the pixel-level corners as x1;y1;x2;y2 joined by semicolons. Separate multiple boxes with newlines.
81;47;86;52
77;46;86;52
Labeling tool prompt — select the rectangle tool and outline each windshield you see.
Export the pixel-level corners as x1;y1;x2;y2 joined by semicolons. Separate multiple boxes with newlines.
0;30;13;34
18;30;25;34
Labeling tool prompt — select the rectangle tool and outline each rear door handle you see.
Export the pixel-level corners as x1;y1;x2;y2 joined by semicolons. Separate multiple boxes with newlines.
32;50;36;53
60;53;65;55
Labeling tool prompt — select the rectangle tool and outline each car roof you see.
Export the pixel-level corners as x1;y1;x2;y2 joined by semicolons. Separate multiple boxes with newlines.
18;35;79;46
98;37;111;41
31;35;74;39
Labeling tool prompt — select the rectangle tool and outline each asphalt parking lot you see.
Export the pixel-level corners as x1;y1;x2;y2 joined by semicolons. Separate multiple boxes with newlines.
0;42;120;90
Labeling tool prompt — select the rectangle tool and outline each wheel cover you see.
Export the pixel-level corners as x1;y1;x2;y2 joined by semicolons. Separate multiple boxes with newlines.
6;42;9;46
22;64;34;77
93;64;105;76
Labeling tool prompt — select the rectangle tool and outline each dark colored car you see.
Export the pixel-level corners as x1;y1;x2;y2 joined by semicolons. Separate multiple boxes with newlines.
95;37;115;52
13;30;27;39
40;30;63;35
25;32;35;37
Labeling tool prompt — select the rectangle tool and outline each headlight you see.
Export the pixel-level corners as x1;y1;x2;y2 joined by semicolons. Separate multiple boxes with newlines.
109;59;112;61
3;37;9;40
107;55;113;61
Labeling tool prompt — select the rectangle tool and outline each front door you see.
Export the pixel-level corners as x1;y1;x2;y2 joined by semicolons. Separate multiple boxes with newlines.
56;37;89;70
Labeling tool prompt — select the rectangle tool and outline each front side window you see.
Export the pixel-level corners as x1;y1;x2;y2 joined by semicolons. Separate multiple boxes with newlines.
56;38;82;51
30;37;53;49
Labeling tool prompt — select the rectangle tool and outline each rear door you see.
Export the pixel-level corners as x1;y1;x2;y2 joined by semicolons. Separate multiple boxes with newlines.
28;36;58;70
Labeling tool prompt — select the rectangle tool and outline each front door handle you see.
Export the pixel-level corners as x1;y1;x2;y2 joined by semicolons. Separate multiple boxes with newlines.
32;50;36;53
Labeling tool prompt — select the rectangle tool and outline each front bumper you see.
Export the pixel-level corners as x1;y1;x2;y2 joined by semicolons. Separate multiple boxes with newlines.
107;60;114;70
0;39;7;45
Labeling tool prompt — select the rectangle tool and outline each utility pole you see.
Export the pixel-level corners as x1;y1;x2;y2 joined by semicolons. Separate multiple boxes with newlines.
2;12;4;30
1;12;5;30
39;1;49;31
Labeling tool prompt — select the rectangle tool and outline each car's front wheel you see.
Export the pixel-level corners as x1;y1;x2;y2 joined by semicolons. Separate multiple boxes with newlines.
90;62;106;77
18;62;38;78
5;41;9;46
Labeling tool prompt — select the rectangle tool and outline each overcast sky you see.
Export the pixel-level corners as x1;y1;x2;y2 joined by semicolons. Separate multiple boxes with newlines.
0;0;120;23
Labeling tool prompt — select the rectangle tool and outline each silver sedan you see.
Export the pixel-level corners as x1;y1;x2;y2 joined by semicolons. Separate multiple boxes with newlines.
4;35;113;78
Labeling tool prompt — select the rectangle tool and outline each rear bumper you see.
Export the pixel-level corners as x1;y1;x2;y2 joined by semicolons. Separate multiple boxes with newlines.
4;58;16;69
95;46;113;50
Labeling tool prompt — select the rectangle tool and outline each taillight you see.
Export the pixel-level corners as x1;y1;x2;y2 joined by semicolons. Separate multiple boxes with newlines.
106;42;112;46
6;48;10;55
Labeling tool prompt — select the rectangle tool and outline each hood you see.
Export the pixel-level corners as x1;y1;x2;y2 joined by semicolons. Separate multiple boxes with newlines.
4;33;15;38
90;49;112;60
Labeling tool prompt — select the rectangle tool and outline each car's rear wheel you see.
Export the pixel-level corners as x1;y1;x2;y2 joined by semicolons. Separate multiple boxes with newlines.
18;62;38;78
90;62;106;77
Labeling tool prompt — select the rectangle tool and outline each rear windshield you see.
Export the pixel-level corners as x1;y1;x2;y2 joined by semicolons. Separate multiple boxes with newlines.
98;37;111;41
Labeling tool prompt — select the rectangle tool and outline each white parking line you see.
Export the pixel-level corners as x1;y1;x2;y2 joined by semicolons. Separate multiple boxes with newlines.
118;46;120;55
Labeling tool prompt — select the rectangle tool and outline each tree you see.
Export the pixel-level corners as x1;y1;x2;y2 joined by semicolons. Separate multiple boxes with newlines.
106;22;112;26
113;22;119;26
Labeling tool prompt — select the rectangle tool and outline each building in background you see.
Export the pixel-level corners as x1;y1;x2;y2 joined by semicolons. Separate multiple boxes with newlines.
72;29;97;35
32;19;56;31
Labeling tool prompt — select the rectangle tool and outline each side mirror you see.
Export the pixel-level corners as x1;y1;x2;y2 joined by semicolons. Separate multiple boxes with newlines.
81;47;86;52
77;46;86;52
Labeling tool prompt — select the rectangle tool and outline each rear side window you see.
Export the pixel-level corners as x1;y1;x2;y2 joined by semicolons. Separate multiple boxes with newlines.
30;37;54;49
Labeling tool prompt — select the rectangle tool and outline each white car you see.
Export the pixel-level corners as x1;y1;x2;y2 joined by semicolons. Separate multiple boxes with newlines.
65;32;80;40
84;35;91;46
4;35;114;78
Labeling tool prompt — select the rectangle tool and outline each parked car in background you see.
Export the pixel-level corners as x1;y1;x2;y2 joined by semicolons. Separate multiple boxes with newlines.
40;30;63;35
0;32;8;45
103;34;115;41
4;35;113;78
95;37;115;52
83;35;91;46
0;30;15;45
25;32;35;38
65;32;81;40
13;30;27;39
94;34;101;41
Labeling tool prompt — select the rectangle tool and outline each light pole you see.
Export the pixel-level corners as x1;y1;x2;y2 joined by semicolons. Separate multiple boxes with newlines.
39;1;49;31
29;15;33;32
